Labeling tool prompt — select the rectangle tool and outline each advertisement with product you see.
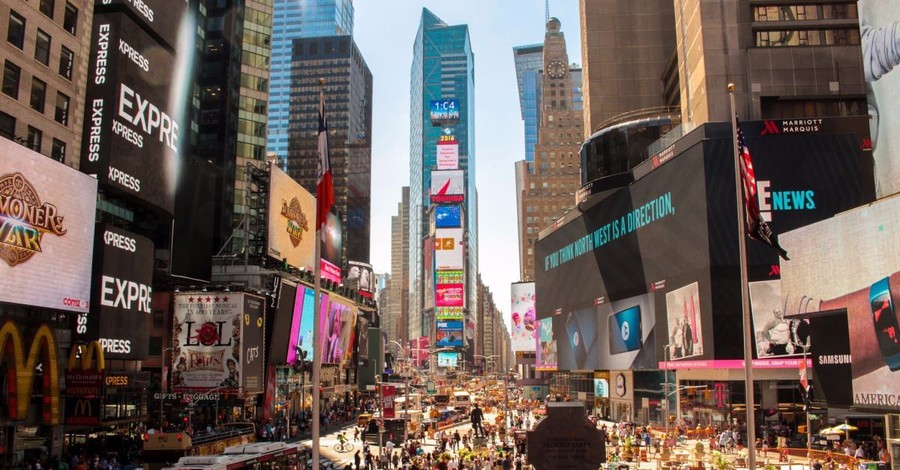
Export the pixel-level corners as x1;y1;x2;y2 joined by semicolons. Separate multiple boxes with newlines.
510;282;537;352
430;170;465;204
593;371;610;398
321;212;343;283
383;385;396;418
436;323;464;348
73;224;154;359
80;12;183;214
436;138;459;170
781;195;900;410
808;312;853;406
435;307;464;321
172;292;263;392
535;317;557;371
435;205;462;228
436;283;464;307
321;295;357;366
424;237;435;310
0;139;97;313
95;0;190;49
268;165;315;272
437;351;458;368
346;260;374;293
430;99;460;126
435;228;464;270
357;316;370;365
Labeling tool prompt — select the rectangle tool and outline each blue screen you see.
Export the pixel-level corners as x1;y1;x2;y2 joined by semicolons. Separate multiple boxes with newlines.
609;305;642;354
435;206;461;228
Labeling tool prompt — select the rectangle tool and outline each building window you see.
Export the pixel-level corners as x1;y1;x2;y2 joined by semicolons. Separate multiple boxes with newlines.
30;78;47;113
153;309;165;328
7;11;26;49
35;30;52;66
50;138;65;162
26;126;42;152
55;92;69;125
0;111;15;139
59;46;74;80
63;3;78;35
40;0;56;18
3;61;21;99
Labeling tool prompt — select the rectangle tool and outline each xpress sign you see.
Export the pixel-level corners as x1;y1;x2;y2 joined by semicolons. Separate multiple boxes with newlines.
80;12;181;214
72;224;154;359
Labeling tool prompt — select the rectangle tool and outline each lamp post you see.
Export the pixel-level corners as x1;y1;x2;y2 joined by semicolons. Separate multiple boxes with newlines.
663;344;671;437
160;347;173;430
389;341;411;444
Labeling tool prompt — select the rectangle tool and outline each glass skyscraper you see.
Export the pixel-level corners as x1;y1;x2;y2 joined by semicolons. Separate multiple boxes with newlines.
408;9;477;346
268;0;354;166
513;44;543;163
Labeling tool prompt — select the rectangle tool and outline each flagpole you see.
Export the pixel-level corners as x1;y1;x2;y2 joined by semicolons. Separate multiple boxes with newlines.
311;77;326;469
729;83;757;470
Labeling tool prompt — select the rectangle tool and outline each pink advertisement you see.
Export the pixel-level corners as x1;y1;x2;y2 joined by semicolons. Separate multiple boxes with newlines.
383;385;396;418
436;283;464;307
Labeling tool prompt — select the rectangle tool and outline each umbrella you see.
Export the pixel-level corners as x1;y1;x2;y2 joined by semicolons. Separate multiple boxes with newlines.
833;423;859;432
819;427;844;435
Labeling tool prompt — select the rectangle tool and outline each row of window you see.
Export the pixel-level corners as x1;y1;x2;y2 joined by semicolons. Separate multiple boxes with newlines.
3;60;70;126
8;13;76;80
0;110;67;162
753;4;858;22
755;28;860;47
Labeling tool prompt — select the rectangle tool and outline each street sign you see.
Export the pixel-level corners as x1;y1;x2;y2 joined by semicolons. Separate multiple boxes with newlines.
427;381;436;394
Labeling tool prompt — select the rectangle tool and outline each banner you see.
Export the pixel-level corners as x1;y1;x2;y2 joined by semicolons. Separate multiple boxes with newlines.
430;170;464;204
383;385;396;418
510;282;537;352
267;165;315;271
434;228;464;270
436;139;459;170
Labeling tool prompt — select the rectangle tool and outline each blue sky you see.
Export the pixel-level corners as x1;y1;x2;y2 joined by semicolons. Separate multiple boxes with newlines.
354;0;582;320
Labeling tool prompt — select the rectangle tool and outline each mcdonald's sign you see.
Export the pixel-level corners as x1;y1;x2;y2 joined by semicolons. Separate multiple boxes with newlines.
65;397;100;426
0;320;61;425
64;341;106;427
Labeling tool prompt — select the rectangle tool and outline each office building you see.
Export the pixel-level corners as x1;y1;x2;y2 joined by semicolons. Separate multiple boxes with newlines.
388;186;410;345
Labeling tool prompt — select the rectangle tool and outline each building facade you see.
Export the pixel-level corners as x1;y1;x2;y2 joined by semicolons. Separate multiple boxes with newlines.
513;44;543;164
286;35;373;266
388;186;410;346
268;0;354;165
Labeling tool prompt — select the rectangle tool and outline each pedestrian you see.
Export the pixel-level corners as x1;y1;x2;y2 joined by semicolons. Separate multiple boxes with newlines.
354;451;361;469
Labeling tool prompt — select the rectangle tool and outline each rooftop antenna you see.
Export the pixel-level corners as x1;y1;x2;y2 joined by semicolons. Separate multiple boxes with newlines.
545;0;550;23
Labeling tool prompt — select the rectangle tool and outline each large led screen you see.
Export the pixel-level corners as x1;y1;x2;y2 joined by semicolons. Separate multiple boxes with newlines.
80;12;182;214
74;224;154;359
435;206;462;228
268;165;315;272
346;261;374;293
436;283;464;307
436;139;459;170
436;321;464;348
424;237;435;310
96;0;190;49
781;195;900;410
536;317;557;371
0;139;97;312
750;280;810;358
510;282;537;352
172;292;263;392
321;212;343;283
431;170;464;204
430;99;460;126
267;281;297;364
321;295;357;367
288;285;317;365
437;351;458;368
435;228;464;270
860;0;900;198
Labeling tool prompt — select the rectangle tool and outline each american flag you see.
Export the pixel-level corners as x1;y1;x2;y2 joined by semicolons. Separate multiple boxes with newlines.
737;119;789;260
316;88;334;235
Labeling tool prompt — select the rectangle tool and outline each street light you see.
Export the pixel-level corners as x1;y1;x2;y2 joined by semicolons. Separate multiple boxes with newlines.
389;341;412;444
664;344;671;437
160;347;173;430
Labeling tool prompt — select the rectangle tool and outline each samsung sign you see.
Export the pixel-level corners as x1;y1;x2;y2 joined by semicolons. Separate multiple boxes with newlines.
72;224;154;359
80;12;181;214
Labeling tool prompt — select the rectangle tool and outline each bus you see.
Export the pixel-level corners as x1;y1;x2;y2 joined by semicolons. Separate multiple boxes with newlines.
142;423;257;470
161;442;307;470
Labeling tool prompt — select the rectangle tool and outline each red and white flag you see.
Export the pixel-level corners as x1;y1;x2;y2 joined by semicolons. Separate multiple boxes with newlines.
737;119;789;260
799;356;809;391
316;89;334;235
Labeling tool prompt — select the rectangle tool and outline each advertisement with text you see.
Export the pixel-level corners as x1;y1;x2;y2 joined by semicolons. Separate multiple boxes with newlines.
173;293;247;392
510;282;537;352
268;165;315;272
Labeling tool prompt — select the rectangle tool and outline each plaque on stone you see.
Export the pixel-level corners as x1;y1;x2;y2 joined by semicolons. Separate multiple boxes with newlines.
527;402;606;469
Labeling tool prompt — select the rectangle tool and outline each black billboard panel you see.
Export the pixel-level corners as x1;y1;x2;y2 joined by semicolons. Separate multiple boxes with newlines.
267;281;297;365
171;157;216;282
242;294;265;394
80;12;182;214
73;224;154;359
96;0;190;50
808;311;853;406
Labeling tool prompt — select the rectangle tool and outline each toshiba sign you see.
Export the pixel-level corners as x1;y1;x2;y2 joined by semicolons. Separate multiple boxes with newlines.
72;224;154;359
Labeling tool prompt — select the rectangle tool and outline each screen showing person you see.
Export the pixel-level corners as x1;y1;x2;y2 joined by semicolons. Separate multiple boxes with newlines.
665;282;704;360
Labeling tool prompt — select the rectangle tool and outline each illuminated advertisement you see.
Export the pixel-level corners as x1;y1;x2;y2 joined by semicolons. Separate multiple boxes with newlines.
593;378;610;398
535;317;557;371
781;195;900;410
424;237;435;310
0;139;97;313
321;295;357;366
268;281;297;364
808;312;853;406
73;224;153;359
430;99;460;126
437;351;458;368
436;139;459;170
172;292;264;392
435;307;464;321
435;205;462;228
436;322;464;348
80;12;182;214
434;228;464;270
287;285;318;365
664;282;704;360
436;270;463;284
860;0;900;197
750;280;810;358
383;385;396;418
96;0;190;49
346;260;374;293
430;170;465;204
510;282;537;352
320;211;343;283
268;165;315;272
436;284;464;307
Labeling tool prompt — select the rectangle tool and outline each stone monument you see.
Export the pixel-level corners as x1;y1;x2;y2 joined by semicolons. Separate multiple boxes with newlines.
527;402;606;469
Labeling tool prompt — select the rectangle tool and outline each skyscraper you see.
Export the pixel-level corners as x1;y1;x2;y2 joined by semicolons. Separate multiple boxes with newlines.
286;35;372;267
513;44;544;164
268;0;354;165
408;8;477;354
387;186;410;345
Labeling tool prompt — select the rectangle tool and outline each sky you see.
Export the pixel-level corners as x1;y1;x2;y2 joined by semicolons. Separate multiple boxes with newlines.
353;0;582;320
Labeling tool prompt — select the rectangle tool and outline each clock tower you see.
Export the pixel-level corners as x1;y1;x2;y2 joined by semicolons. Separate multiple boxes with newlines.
541;17;572;113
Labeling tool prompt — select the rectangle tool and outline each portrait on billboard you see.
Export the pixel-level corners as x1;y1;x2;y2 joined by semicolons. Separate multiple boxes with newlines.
536;317;557;370
781;196;900;410
172;293;245;391
750;280;810;357
346;261;374;293
510;282;537;352
338;301;358;368
665;282;704;360
860;0;900;198
320;296;343;364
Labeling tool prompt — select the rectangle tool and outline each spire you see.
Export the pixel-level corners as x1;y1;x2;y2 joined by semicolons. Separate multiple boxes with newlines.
545;0;550;24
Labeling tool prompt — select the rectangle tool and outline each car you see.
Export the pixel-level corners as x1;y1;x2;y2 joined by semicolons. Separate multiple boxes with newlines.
356;413;372;427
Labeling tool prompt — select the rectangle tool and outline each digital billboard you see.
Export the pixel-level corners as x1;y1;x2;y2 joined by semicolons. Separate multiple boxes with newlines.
435;228;464;270
0;139;97;313
431;170;465;204
346;260;374;293
535;317;557;371
808;311;853;406
781;195;900;410
321;211;343;283
172;292;263;392
287;285;317;365
510;282;537;352
436;283;464;307
267;281;297;364
435;206;462;228
424;237;435;310
96;0;190;49
268;165;315;272
750;280;810;358
430;99;460;126
436;321;464;348
435;307;464;321
436;139;459;170
860;0;900;198
80;12;183;214
664;283;704;360
437;351;458;368
73;225;154;359
321;295;356;366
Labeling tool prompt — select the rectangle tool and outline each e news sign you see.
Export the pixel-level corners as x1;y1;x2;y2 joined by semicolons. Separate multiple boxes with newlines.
73;224;154;359
80;11;181;214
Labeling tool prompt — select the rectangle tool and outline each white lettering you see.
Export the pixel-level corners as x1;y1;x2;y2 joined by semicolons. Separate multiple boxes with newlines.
99;275;152;313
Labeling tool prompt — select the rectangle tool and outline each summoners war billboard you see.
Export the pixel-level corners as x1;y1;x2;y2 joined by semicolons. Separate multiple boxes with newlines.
267;165;315;271
172;292;265;393
0;139;97;312
80;12;182;214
